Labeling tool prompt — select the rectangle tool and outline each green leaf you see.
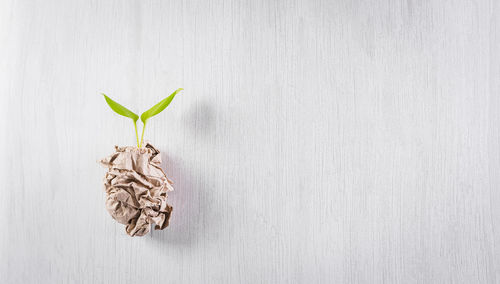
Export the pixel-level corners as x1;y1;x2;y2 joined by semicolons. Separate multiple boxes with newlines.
140;88;183;124
101;93;139;122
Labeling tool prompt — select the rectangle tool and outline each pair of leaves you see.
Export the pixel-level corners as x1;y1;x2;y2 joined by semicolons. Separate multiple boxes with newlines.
102;88;183;124
102;88;183;148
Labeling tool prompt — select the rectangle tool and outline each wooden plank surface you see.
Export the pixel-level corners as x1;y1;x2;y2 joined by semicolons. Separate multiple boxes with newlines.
1;0;499;283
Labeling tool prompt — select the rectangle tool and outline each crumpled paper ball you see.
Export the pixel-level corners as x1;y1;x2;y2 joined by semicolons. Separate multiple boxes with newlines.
100;143;173;236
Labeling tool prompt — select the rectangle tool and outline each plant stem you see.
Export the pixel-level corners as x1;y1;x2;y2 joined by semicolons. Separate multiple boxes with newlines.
139;123;146;148
134;121;140;148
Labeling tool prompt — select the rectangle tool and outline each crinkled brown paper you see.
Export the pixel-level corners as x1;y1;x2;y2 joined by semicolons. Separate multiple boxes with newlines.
100;143;173;236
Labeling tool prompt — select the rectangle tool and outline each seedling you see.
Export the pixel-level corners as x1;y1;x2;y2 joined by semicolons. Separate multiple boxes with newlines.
101;88;183;148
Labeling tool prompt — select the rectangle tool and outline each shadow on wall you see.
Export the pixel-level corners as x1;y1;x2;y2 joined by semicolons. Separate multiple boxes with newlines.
148;101;220;246
182;100;215;137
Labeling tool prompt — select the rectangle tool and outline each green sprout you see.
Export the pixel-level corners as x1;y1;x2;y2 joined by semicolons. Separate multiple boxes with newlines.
101;88;183;148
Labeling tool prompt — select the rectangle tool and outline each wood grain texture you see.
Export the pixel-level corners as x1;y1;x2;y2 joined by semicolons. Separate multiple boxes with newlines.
1;0;499;283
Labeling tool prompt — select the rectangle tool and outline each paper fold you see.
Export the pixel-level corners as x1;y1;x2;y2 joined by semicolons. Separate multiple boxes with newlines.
100;143;173;236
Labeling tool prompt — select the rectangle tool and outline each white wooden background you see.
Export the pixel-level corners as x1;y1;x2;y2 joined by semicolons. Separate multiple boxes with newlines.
1;0;500;283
